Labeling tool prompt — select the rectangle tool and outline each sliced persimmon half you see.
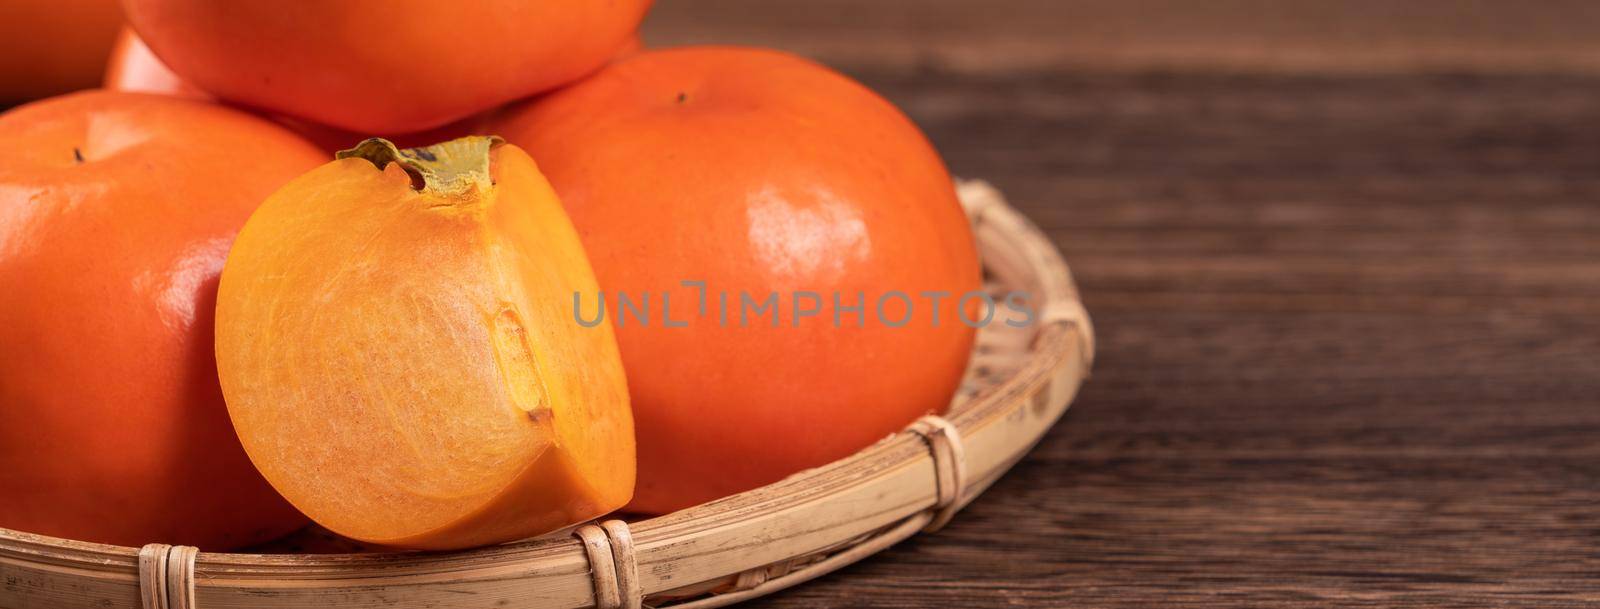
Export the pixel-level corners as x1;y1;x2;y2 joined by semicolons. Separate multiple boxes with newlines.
215;136;633;550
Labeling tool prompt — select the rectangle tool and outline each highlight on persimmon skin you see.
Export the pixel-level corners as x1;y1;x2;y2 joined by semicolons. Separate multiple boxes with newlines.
214;137;634;550
493;46;983;514
103;26;208;99
0;90;324;549
122;0;654;134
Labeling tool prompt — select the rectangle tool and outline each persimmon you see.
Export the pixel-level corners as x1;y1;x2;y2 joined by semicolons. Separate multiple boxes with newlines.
284;114;494;157
0;0;122;104
0;91;324;548
122;0;654;134
103;26;207;99
493;47;982;514
215;137;634;550
614;34;645;61
100;28;493;156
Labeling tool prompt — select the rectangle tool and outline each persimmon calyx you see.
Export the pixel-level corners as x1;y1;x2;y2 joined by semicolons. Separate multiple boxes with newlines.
337;136;504;198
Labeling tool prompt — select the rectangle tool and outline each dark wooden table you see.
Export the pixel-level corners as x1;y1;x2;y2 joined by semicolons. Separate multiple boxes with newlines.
647;2;1600;607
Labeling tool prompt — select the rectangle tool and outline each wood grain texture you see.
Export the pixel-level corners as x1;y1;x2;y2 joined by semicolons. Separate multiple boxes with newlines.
642;0;1600;74
646;3;1600;605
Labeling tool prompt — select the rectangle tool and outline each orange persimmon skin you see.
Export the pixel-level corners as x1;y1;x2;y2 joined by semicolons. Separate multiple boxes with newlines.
100;28;491;155
0;0;122;104
0;91;324;548
494;47;982;514
122;0;654;134
103;26;208;99
283;114;493;157
215;142;634;550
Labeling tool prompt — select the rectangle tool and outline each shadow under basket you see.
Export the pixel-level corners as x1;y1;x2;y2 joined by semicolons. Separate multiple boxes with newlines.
0;180;1095;609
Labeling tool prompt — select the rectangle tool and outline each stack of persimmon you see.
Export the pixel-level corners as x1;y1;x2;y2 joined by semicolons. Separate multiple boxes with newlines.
0;0;979;550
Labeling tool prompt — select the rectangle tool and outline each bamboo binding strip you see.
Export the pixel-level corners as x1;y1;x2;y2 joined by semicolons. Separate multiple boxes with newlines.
0;179;1092;609
910;415;968;533
575;521;642;609
138;544;198;609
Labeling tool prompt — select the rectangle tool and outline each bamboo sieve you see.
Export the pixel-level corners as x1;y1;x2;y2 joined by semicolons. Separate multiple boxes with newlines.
0;180;1093;609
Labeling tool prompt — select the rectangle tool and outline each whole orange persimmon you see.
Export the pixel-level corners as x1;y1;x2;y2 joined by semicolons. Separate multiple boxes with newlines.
0;91;324;548
0;0;122;104
494;47;982;514
101;28;490;155
122;0;653;134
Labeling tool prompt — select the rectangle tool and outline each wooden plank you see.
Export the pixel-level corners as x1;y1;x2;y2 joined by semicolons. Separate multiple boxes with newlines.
643;0;1600;74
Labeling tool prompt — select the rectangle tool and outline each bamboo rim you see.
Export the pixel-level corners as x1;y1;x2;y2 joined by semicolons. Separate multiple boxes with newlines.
0;179;1093;609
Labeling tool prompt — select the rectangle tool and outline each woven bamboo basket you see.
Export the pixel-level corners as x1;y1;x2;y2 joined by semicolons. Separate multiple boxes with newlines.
0;179;1093;609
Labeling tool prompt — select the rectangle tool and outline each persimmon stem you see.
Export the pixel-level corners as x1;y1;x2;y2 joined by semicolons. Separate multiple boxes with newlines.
337;136;503;197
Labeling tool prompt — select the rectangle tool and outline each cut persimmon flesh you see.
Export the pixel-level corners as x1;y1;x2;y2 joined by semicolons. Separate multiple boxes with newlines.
214;137;633;550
